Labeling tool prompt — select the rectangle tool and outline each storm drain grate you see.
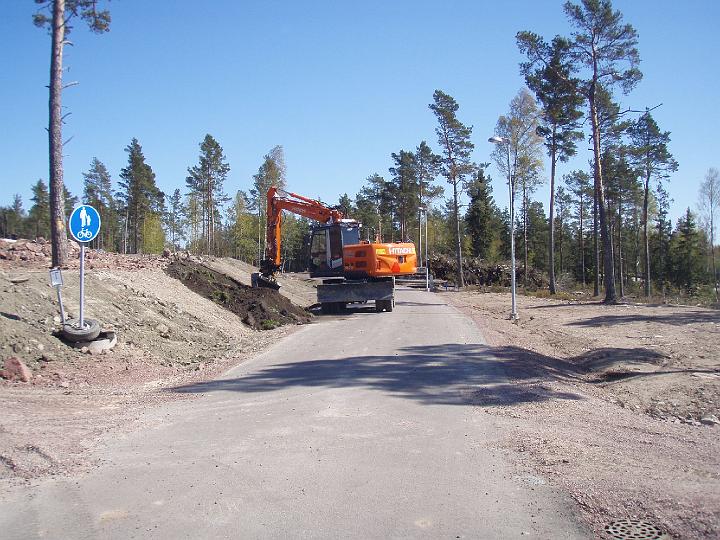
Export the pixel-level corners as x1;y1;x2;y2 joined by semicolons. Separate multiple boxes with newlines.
604;519;668;539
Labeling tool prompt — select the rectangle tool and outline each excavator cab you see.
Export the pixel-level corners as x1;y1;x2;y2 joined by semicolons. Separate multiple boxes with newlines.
308;222;360;278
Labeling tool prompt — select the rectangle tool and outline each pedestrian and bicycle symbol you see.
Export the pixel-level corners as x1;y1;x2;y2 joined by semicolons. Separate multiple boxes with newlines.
68;204;101;243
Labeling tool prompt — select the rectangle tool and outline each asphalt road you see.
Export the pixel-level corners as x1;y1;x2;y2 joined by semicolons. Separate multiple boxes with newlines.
1;287;588;539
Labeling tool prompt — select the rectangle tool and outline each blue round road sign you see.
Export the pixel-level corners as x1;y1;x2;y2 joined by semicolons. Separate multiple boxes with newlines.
68;204;101;243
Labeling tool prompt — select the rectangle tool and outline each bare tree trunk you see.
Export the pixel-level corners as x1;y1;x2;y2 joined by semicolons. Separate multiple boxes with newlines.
523;183;528;287
548;138;557;294
617;189;625;298
579;193;585;285
49;0;68;267
593;187;600;296
453;178;464;288
642;171;651;297
711;206;718;301
589;92;617;304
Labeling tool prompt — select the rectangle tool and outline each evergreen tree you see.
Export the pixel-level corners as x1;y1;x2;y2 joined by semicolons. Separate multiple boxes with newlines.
555;186;573;275
82;157;116;249
669;209;703;292
564;170;593;284
465;167;501;260
652;181;673;295
355;173;391;241
524;200;550;273
1;195;27;239
166;188;186;250
518;0;642;303
520;35;584;293
337;194;354;216
33;0;111;267
118;138;162;254
429;90;476;287
628;111;678;296
29;180;51;239
63;186;78;219
186;134;231;255
388;150;419;240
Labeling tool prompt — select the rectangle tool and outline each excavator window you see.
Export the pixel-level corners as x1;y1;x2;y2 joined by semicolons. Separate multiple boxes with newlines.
341;225;360;246
310;230;328;271
329;226;343;268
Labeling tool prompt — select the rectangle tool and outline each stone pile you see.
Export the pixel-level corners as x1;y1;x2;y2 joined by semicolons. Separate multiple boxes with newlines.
0;238;80;263
0;238;167;270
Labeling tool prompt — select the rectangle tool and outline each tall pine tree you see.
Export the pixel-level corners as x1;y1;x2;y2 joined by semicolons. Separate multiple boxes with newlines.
33;0;110;266
520;36;583;293
186;134;231;255
118;138;162;254
429;90;476;287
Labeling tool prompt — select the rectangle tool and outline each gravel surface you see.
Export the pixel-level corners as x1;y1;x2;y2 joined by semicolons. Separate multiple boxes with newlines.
446;290;720;539
0;255;312;488
3;248;718;538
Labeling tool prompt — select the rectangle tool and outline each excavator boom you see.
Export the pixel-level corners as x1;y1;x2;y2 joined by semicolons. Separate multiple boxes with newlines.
264;187;347;274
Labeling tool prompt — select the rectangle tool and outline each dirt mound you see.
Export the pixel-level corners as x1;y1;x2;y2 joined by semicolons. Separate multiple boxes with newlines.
166;258;311;330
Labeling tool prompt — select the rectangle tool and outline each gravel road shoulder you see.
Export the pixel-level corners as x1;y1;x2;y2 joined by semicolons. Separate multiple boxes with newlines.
446;290;720;539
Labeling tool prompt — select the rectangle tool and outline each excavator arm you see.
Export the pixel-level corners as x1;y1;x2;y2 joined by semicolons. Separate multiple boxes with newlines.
262;186;344;276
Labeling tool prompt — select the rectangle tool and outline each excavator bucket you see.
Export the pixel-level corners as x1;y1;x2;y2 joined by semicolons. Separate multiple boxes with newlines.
251;272;281;290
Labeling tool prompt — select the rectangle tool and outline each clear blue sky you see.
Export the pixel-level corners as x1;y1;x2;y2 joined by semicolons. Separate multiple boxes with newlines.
2;1;718;225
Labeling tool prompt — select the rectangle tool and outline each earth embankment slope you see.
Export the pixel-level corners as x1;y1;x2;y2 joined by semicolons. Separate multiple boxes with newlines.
0;250;315;486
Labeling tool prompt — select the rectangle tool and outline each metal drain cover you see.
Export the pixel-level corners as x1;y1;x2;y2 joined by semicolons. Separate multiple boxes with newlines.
604;519;669;539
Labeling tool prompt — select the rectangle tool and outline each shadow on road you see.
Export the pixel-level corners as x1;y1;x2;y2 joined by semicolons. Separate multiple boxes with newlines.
169;343;676;407
566;310;720;327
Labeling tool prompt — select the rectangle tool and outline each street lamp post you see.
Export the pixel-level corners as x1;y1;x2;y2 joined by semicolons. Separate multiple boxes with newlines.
419;205;429;291
489;136;518;322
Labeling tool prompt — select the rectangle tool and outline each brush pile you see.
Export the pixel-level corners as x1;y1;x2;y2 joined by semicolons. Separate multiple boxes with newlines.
428;254;547;289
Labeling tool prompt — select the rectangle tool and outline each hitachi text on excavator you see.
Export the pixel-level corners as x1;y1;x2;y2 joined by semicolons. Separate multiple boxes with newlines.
251;187;417;313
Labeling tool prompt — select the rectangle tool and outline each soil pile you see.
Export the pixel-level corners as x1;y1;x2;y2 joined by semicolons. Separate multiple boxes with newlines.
166;258;311;330
429;254;547;288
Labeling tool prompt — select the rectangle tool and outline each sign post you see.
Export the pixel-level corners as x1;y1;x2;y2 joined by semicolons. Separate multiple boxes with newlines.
68;204;101;330
49;268;66;325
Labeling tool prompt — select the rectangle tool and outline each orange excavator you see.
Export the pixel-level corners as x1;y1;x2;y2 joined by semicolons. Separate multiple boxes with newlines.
252;186;417;313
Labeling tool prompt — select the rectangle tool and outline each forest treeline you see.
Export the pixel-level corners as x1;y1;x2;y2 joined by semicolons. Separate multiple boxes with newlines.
2;124;718;300
4;0;719;301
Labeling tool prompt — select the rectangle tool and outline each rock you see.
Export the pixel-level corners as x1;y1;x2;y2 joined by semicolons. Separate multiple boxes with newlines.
59;381;69;388
700;415;720;426
86;332;118;355
40;354;54;362
155;323;170;337
8;275;30;284
162;248;171;258
71;331;118;354
2;357;32;382
53;315;62;324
